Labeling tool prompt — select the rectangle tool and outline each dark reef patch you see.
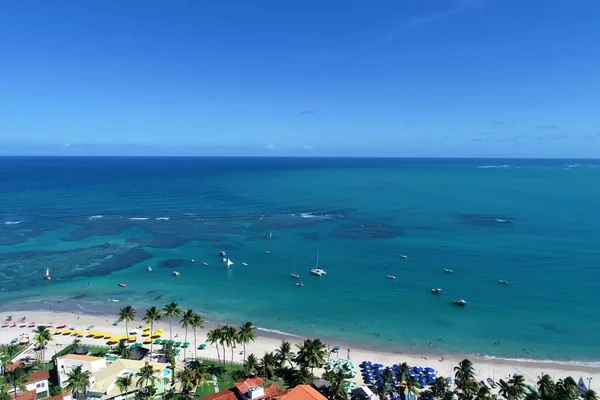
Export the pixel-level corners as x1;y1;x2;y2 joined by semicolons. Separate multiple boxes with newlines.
125;236;190;248
458;213;515;227
0;245;152;291
301;232;321;241
333;218;404;239
540;322;563;334
157;259;185;269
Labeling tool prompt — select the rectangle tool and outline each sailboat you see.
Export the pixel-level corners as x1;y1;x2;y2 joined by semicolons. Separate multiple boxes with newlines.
310;250;327;276
226;259;233;269
291;263;300;279
44;268;51;280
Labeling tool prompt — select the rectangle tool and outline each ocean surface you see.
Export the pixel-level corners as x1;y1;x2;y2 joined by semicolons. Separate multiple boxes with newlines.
1;157;600;364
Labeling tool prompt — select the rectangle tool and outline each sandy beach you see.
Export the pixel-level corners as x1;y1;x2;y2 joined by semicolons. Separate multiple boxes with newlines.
2;309;599;392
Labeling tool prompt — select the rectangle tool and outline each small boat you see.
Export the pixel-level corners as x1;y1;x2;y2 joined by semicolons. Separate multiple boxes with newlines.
118;283;127;288
265;250;271;254
310;250;327;276
267;232;273;240
219;251;226;257
202;262;209;266
431;288;442;294
147;266;152;272
191;259;195;263
387;275;396;280
452;299;467;307
241;262;248;266
296;282;304;287
172;271;180;276
226;259;233;269
222;257;227;262
291;273;300;279
498;280;509;284
443;269;454;273
399;255;408;259
486;378;497;389
108;298;119;303
44;268;52;280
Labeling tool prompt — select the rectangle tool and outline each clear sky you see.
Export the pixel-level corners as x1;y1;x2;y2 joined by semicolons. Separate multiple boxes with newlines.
1;0;599;157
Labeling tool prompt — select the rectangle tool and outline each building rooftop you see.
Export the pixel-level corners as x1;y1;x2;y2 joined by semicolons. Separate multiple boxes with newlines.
202;379;287;400
57;354;105;362
4;362;25;372
201;388;238;400
90;359;167;399
27;370;50;383
234;377;266;395
283;385;327;400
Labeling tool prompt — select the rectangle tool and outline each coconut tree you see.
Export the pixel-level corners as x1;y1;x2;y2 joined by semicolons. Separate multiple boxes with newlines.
206;328;222;364
117;305;136;339
323;369;349;400
275;340;295;368
404;374;422;398
190;362;211;391
176;369;195;394
554;377;578;400
582;389;598;400
32;325;53;362
475;386;494;400
432;376;450;398
499;374;527;400
244;353;259;376
295;338;327;374
179;309;195;361
5;366;30;400
191;313;205;359
524;392;540;400
536;374;555;400
224;325;238;365
64;365;91;400
1;344;20;362
379;368;395;398
395;362;411;384
162;302;182;340
143;306;162;355
237;322;256;362
258;352;277;380
136;362;156;390
454;359;476;399
115;374;133;397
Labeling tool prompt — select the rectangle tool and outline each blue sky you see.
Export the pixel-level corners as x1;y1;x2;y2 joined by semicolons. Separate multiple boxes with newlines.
1;0;599;157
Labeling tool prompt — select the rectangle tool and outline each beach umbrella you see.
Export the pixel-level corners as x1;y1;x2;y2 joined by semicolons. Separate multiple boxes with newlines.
144;338;152;344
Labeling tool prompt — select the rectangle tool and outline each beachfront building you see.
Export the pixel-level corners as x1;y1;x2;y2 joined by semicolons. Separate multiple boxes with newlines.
56;354;107;387
4;363;50;400
202;377;326;400
86;359;170;400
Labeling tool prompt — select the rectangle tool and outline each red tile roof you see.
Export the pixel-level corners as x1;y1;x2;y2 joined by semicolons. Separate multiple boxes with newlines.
27;370;50;383
46;395;66;400
201;388;238;400
264;383;288;400
14;390;36;400
234;377;266;395
282;385;326;400
4;362;26;372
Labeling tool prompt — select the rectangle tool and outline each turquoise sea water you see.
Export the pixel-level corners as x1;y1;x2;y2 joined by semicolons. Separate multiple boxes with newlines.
1;157;599;364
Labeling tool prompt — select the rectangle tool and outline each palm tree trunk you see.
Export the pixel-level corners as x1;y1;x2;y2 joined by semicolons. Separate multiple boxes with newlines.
231;346;234;365
243;343;246;362
125;320;129;339
169;318;173;340
215;344;221;364
193;326;197;360
183;327;188;361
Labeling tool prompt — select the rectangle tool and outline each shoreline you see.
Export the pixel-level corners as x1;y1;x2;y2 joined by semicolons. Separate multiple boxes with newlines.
2;306;600;389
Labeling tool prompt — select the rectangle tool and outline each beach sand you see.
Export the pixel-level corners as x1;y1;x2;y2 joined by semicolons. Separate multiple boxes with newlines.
2;310;598;392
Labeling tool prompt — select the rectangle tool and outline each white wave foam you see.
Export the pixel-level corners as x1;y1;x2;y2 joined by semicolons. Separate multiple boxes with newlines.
482;354;600;368
88;215;103;220
129;217;149;221
257;327;305;339
156;217;169;221
476;165;512;169
300;212;332;220
3;220;23;225
183;212;196;216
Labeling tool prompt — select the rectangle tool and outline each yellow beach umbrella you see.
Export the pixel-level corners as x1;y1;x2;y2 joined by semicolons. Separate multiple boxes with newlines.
142;330;150;337
54;329;64;335
63;330;72;335
143;338;152;344
19;337;29;344
94;332;105;338
87;331;96;337
144;325;151;330
128;335;136;342
151;331;162;338
104;333;112;339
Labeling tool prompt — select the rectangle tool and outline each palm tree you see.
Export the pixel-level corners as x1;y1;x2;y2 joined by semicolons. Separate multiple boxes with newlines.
237;322;256;362
454;359;476;399
136;362;156;389
395;362;411;384
162;302;182;340
226;325;238;365
295;338;327;374
117;305;136;339
217;327;228;366
244;353;259;376
432;376;449;398
258;352;277;380
1;344;20;361
191;313;205;360
403;374;421;398
537;374;555;400
291;367;314;387
179;309;195;361
583;390;598;400
115;375;133;397
524;393;540;400
176;369;195;394
191;362;211;390
475;386;494;400
143;306;162;355
379;368;395;398
554;378;578;400
206;328;222;364
5;366;30;400
32;325;53;362
274;340;295;368
64;365;91;400
323;369;348;400
500;374;527;400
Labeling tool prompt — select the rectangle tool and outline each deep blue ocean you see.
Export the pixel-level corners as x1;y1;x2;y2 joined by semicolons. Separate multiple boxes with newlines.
1;157;599;364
